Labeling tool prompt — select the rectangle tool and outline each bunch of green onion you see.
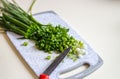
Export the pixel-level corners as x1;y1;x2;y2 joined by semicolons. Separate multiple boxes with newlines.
0;0;85;61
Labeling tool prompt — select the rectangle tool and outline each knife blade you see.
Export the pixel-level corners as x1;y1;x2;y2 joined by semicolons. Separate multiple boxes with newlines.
39;46;71;79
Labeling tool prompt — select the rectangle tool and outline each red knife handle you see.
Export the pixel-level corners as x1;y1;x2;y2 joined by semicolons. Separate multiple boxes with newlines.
39;74;49;79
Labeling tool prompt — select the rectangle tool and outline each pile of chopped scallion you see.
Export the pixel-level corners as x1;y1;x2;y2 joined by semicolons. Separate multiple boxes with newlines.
0;0;85;61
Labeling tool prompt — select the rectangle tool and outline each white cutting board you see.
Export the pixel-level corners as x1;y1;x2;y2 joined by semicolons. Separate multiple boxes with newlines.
6;11;103;79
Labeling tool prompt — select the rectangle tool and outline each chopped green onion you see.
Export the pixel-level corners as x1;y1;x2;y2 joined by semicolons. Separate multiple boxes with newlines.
23;42;28;46
0;0;86;61
45;55;51;60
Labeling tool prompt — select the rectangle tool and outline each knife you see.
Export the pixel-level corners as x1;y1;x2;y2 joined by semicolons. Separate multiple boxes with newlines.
39;46;71;79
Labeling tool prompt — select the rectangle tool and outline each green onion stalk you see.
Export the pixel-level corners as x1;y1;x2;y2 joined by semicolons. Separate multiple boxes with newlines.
0;0;85;61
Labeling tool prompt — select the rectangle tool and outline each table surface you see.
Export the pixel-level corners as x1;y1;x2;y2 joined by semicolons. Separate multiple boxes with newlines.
0;0;120;79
